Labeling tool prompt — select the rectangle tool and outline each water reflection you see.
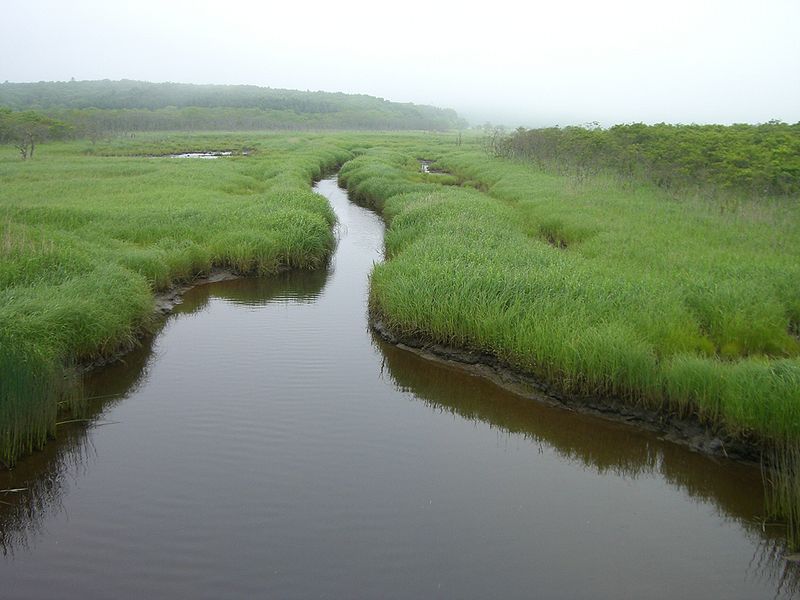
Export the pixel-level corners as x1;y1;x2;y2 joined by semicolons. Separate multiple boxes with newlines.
377;339;756;508
0;269;329;556
374;336;800;596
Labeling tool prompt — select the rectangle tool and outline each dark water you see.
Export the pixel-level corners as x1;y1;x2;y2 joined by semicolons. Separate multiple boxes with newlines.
1;178;798;599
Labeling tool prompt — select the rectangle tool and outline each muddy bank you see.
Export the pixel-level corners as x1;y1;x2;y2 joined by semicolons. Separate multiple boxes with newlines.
371;318;762;464
152;268;240;315
78;268;240;374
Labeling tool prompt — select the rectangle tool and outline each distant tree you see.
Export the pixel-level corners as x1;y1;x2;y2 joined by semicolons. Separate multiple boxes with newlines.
481;123;508;157
0;109;69;159
67;108;105;144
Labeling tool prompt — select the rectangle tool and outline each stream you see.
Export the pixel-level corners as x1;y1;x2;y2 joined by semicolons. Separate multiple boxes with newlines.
0;177;797;599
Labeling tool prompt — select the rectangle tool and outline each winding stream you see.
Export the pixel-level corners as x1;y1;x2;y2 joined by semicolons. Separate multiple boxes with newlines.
1;178;797;599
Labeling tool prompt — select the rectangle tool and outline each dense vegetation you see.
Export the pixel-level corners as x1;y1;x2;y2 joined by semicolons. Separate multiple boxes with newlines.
490;122;800;198
0;80;467;133
0;133;352;466
1;125;799;543
337;137;800;543
340;146;799;440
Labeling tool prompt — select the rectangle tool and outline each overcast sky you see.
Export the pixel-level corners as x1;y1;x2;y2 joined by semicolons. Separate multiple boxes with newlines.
2;0;798;126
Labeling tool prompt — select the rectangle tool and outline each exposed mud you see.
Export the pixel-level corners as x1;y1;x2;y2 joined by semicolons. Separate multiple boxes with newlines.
152;268;240;315
418;159;450;175
417;159;491;193
371;318;762;465
78;268;240;373
540;232;569;249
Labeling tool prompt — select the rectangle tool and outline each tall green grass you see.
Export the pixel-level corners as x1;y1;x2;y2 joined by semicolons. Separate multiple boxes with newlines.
338;141;800;544
0;133;353;466
4;128;800;544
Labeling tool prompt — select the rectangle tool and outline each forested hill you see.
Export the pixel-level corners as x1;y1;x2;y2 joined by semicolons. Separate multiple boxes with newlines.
0;80;467;131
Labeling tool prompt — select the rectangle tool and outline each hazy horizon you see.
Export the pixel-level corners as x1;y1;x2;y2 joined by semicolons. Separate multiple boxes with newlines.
3;0;799;127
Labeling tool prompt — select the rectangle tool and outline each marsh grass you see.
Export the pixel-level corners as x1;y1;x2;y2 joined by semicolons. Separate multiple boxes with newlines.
338;140;800;545
766;444;800;549
0;133;353;466
4;128;800;546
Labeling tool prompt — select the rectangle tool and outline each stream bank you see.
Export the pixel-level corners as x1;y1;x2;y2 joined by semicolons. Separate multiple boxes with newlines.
1;177;797;599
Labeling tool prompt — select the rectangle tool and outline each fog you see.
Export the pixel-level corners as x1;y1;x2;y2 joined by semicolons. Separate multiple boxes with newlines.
3;0;798;126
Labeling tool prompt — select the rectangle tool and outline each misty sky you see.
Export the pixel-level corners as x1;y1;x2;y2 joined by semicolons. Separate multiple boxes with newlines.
2;0;798;127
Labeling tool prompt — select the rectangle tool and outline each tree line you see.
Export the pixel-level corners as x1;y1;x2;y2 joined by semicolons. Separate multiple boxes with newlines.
0;80;466;132
486;122;800;197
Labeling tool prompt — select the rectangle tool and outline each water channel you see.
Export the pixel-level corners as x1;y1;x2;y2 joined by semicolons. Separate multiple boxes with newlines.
1;177;797;598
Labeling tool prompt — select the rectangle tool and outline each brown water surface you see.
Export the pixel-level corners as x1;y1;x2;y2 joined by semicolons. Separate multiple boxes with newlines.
1;178;798;599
